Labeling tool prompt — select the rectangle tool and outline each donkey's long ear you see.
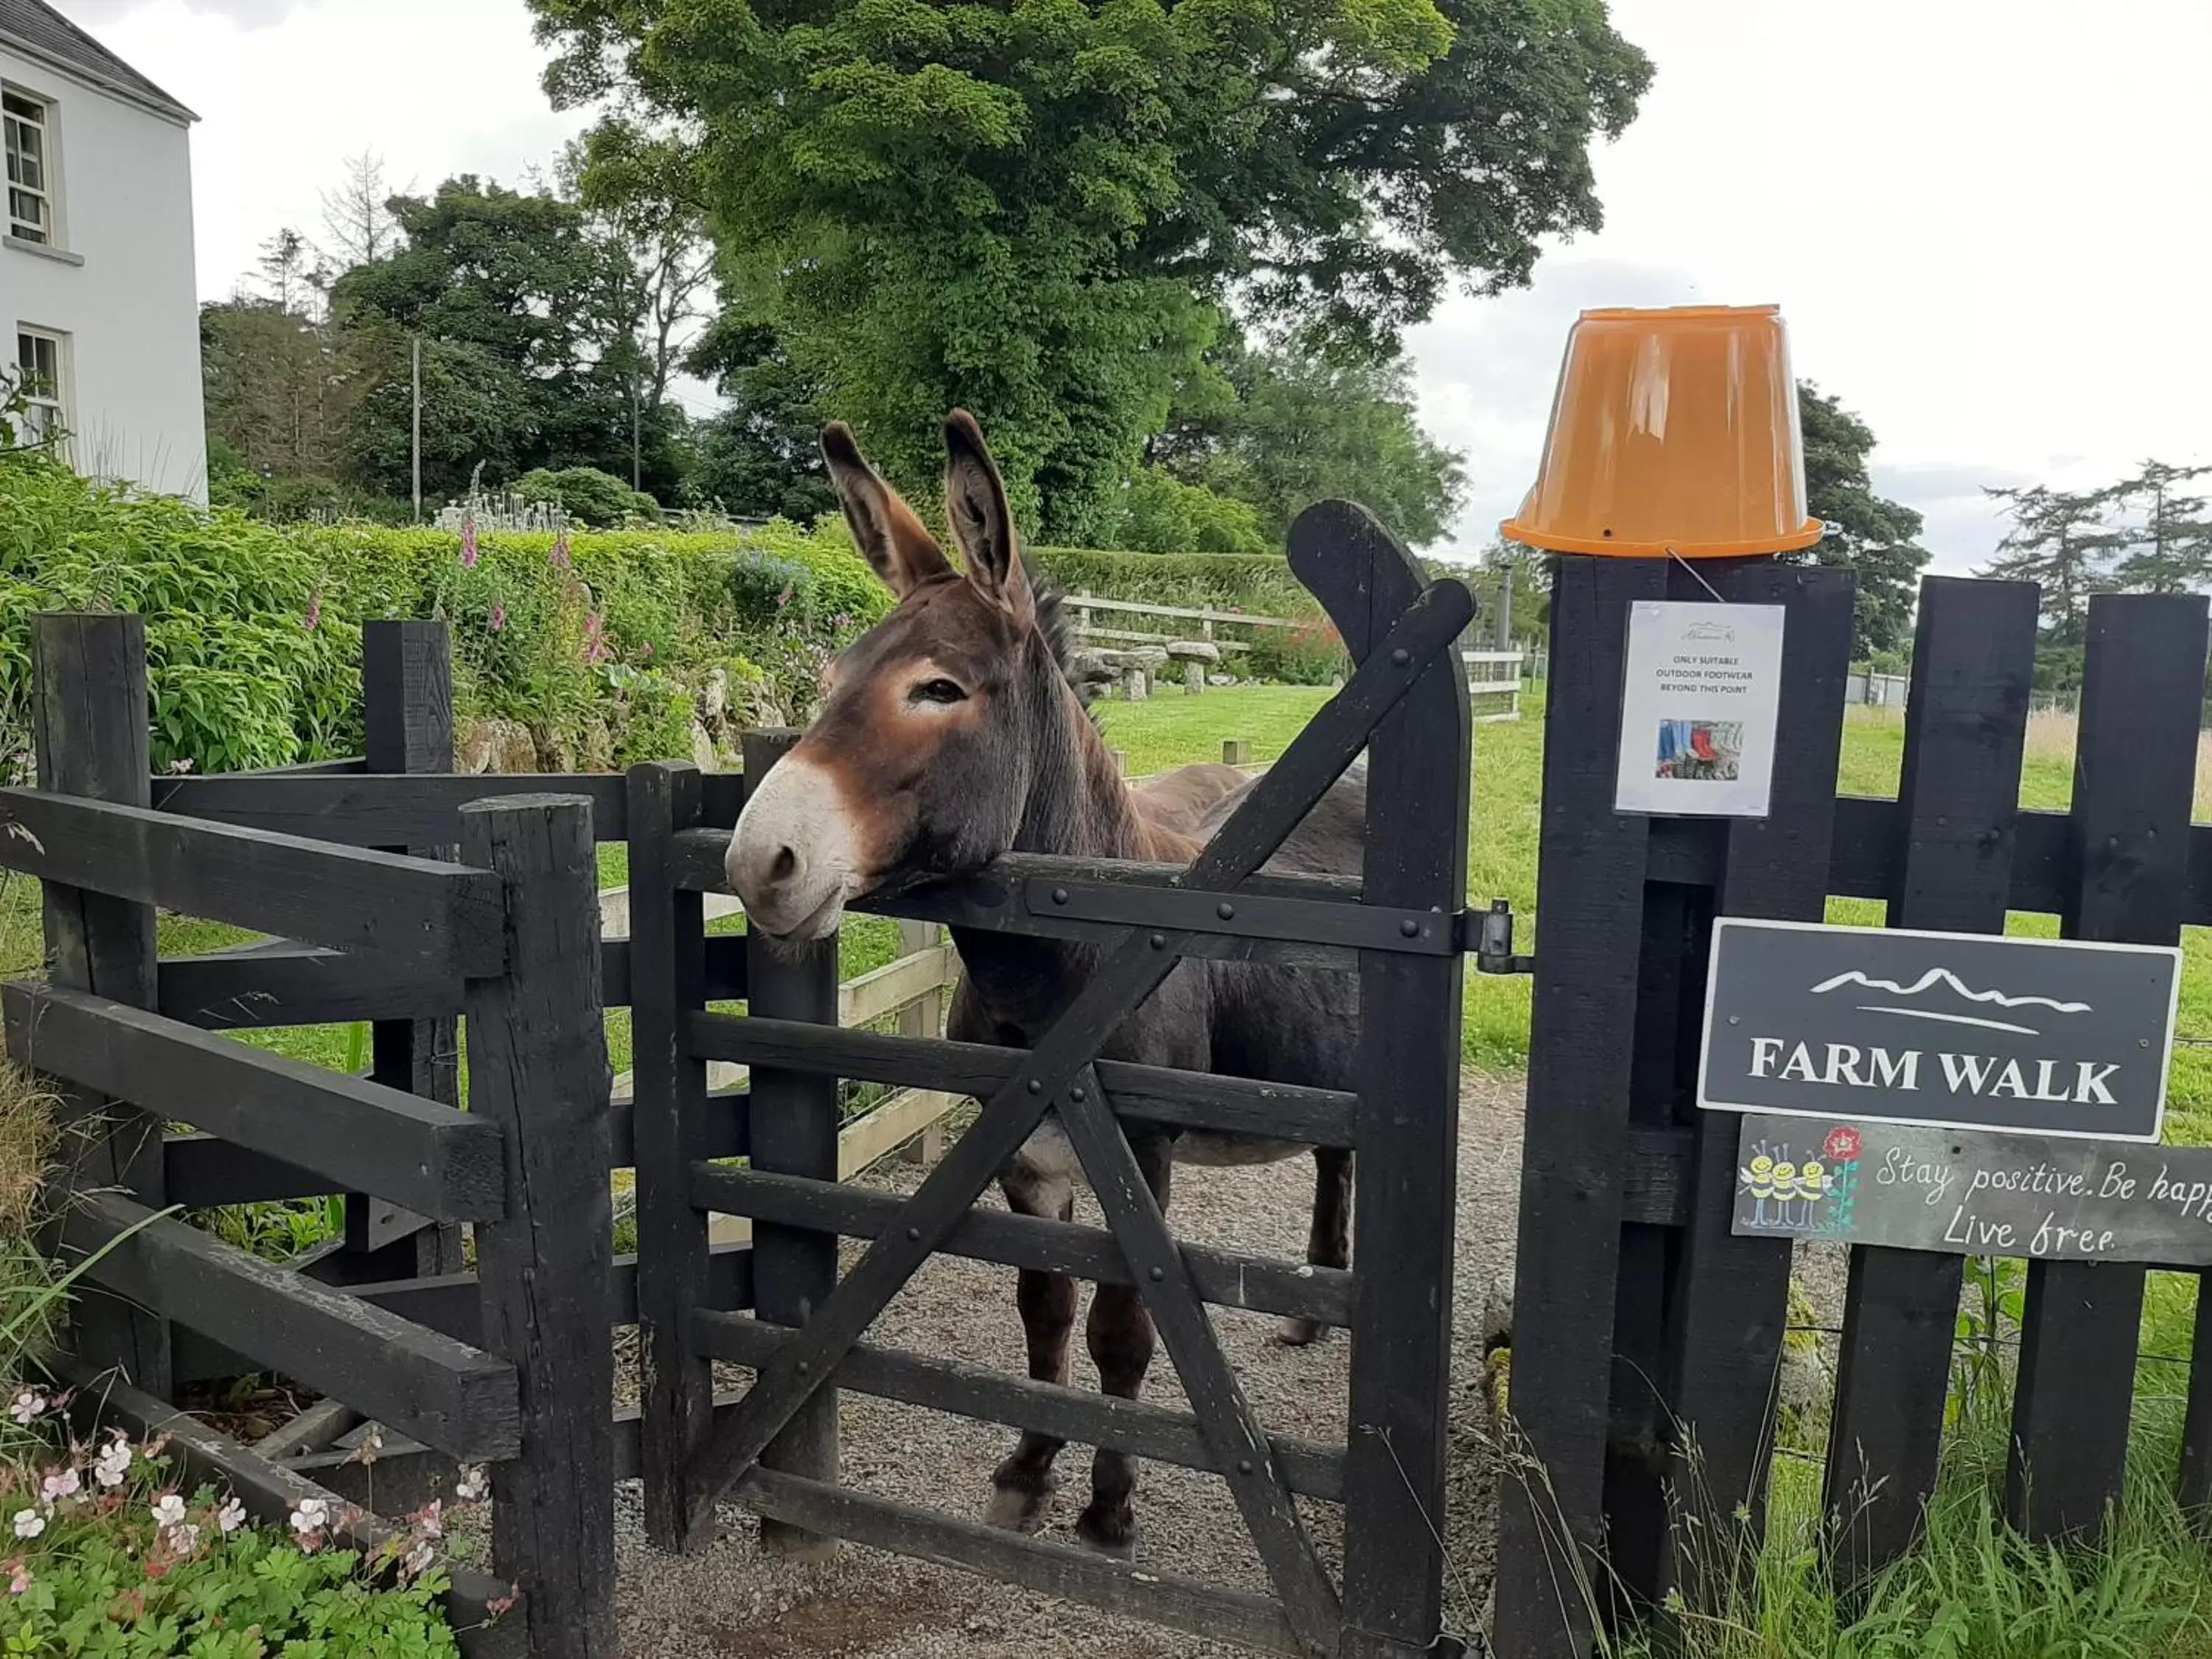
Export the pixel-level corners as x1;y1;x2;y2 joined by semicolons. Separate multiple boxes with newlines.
821;422;952;598
943;410;1034;625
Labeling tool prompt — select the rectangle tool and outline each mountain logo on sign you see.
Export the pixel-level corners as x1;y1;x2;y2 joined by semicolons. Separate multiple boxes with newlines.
1808;967;2092;1038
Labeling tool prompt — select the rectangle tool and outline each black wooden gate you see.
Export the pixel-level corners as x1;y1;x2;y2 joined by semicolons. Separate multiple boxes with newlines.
1496;562;2212;1656
625;504;1474;1657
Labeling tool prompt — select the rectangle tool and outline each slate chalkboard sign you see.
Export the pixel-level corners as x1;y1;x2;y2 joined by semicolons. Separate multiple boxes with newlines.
1730;1114;2212;1266
1699;919;2181;1141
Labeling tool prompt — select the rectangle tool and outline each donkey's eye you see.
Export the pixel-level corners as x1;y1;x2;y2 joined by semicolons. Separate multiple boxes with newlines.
909;678;968;706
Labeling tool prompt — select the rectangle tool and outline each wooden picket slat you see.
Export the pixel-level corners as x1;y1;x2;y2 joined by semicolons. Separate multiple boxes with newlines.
62;1194;519;1461
1825;577;2037;1584
1657;561;1855;1617
0;787;505;975
150;771;630;845
2;983;505;1222
1494;555;1666;1658
2007;594;2207;1541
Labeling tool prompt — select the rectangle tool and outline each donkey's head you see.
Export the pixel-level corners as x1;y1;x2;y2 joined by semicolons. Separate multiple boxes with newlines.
726;411;1070;939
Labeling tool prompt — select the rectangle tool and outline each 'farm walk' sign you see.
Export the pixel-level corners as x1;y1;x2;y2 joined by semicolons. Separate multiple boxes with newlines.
1729;1116;2212;1266
1698;919;2180;1141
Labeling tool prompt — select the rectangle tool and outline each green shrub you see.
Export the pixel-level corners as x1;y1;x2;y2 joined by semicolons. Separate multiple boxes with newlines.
0;455;361;771
515;467;659;529
1245;619;1349;685
1099;467;1270;556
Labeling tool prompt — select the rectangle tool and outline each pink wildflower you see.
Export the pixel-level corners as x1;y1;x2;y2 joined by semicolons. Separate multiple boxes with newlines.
461;520;480;570
490;602;507;633
582;613;611;666
303;587;323;632
6;1559;29;1596
549;530;571;569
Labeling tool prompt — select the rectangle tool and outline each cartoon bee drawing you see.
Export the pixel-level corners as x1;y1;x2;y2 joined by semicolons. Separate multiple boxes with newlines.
1740;1150;1777;1225
1797;1160;1829;1226
1770;1161;1800;1225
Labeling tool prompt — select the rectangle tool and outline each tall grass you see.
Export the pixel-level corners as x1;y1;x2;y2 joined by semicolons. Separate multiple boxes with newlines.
1496;1370;2212;1659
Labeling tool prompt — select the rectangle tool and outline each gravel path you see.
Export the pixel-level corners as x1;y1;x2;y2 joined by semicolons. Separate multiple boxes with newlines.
614;1071;1528;1658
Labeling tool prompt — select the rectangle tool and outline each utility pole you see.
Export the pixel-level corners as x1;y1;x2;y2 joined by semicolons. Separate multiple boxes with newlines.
411;334;422;524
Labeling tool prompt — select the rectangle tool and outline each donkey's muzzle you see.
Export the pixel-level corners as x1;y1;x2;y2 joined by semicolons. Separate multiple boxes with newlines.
727;754;859;940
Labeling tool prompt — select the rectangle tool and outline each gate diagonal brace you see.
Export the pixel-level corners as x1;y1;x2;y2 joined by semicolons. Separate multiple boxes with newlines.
1056;1061;1342;1651
680;579;1476;1534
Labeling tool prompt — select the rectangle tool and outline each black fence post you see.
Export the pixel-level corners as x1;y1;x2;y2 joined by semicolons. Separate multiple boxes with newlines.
741;728;842;1559
461;794;615;1656
1824;577;2037;1584
2008;593;2205;1541
338;620;463;1279
29;612;168;1396
628;759;718;1551
1289;504;1471;1658
1655;559;1854;1618
1494;557;1665;1658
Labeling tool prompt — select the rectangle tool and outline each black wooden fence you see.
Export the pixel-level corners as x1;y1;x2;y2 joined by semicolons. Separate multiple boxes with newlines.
1495;566;2212;1655
1;502;1483;1659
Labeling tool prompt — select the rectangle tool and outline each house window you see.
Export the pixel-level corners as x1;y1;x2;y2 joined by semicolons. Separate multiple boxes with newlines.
13;327;68;456
4;89;53;245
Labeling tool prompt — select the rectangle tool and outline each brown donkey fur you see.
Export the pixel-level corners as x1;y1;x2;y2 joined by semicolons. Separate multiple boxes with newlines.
726;411;1364;1554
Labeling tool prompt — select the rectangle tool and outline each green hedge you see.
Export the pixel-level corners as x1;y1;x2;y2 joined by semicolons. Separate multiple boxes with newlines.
0;454;1322;777
1026;546;1315;619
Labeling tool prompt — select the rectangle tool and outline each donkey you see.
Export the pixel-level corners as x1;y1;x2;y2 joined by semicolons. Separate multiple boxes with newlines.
726;411;1365;1556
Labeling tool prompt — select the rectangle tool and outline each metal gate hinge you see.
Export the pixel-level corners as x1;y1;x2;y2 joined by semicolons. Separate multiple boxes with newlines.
1457;899;1536;975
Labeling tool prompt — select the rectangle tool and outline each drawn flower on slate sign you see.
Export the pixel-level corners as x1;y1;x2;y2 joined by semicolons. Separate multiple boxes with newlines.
1825;1127;1863;1161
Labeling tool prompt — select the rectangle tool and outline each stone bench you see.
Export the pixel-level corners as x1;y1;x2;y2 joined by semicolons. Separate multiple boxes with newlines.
1165;639;1221;693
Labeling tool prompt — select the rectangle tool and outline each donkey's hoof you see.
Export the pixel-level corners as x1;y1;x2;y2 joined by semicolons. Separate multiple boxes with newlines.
1276;1316;1326;1346
1074;1507;1138;1559
984;1470;1057;1535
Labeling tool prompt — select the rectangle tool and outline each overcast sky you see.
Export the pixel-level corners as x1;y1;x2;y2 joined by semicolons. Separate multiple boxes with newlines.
53;0;2212;572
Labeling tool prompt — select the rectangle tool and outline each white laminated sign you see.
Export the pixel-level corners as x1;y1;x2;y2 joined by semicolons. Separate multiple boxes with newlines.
1613;600;1787;818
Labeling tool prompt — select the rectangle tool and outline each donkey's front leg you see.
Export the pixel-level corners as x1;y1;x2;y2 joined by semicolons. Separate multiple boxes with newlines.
1077;1136;1172;1557
985;1159;1077;1534
1279;1147;1352;1345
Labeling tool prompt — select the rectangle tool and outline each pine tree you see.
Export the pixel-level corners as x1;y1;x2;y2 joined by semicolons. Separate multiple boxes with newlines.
1978;485;2124;645
2110;459;2212;594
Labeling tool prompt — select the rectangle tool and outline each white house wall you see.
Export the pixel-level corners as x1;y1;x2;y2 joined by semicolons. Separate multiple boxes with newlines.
1;41;204;501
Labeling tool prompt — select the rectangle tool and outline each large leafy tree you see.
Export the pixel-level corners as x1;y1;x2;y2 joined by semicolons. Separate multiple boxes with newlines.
331;175;685;499
1150;333;1466;549
1792;384;1930;657
528;0;1651;538
683;316;839;522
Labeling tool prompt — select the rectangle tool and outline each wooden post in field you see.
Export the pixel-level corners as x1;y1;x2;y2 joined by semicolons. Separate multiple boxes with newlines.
1222;739;1251;767
32;613;168;1395
899;919;948;1166
463;793;615;1658
332;621;463;1281
627;759;717;1551
741;729;841;1559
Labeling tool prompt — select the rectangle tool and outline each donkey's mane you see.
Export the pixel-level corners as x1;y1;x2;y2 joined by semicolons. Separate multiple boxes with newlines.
1025;570;1103;726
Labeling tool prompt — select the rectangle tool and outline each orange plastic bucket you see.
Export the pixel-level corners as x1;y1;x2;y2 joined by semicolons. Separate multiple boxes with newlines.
1501;304;1824;558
